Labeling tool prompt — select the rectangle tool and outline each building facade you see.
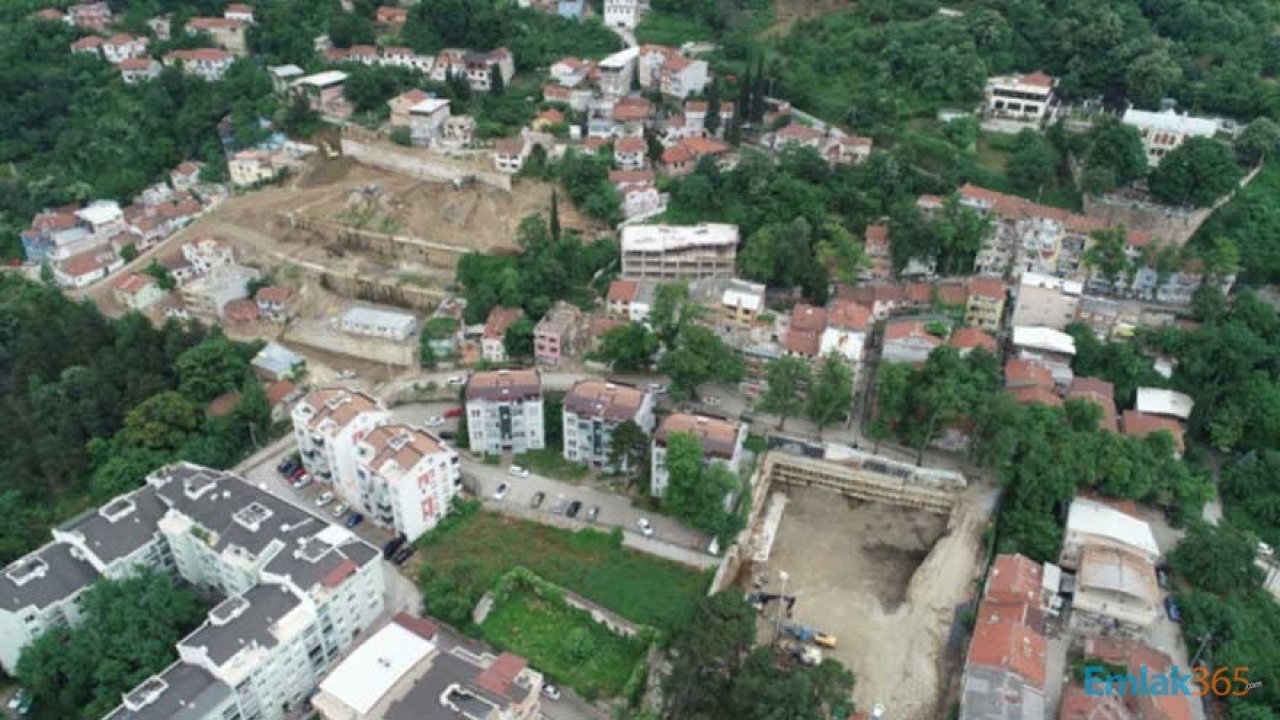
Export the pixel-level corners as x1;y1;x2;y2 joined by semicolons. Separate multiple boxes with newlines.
353;425;462;541
292;388;390;489
466;369;546;455
650;413;746;498
562;380;655;468
620;223;739;281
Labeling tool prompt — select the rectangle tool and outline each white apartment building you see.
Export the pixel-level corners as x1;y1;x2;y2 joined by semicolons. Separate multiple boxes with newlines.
293;388;390;491
562;379;655;468
162;48;234;81
604;0;644;28
620;223;739;281
2;462;386;720
650;413;746;499
983;71;1056;125
1122;107;1219;166
353;424;462;542
596;47;639;99
466;369;546;455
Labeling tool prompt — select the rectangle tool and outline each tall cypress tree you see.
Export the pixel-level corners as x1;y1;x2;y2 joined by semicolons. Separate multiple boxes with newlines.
549;189;561;240
705;80;721;137
489;63;505;95
737;66;752;128
751;56;767;124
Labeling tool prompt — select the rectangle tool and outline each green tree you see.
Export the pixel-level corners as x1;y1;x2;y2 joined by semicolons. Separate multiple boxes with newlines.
1169;522;1264;594
607;419;649;474
16;572;206;720
1085;118;1148;189
1235;118;1280;166
1149;137;1244;208
649;282;696;351
759;356;811;430
804;355;853;436
662;433;738;537
658;325;744;400
549;188;561;240
595;322;657;371
704;79;721;137
503;316;536;360
117;391;201;453
144;260;175;291
489;63;506;95
176;336;251;403
1007;128;1057;193
1125;48;1183;108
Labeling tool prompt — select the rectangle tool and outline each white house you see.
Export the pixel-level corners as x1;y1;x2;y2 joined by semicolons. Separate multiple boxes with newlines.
650;413;745;499
292;388;390;489
465;369;546;455
1122;107;1219;167
983;71;1056;125
562;380;655;468
353;425;461;542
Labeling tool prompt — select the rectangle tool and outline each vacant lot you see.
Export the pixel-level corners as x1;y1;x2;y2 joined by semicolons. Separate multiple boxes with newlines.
480;586;648;698
758;485;989;720
415;510;709;630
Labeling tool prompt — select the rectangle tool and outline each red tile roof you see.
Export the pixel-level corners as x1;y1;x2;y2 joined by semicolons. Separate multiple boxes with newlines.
494;137;527;156
864;223;889;251
609;170;655;185
905;281;933;304
1121;411;1184;452
884;320;940;344
778;123;824;142
186;16;244;29
1020;71;1054;88
119;58;157;71
784;304;827;356
949;327;997;353
615;136;646;154
1057;683;1135;720
936;282;969;305
484;306;524;339
986;554;1043;605
474;653;530;701
661;146;693;165
680;137;730;156
206;391;242;417
321;559;359;589
613;97;653;121
826;301;871;332
1008;386;1063;407
223;298;260;323
112;272;155;295
968;276;1006;300
393;612;440;641
266;380;297;407
255;286;292;304
1004;358;1054;390
60;249;112;277
607;280;638;303
71;36;104;49
967;614;1047;688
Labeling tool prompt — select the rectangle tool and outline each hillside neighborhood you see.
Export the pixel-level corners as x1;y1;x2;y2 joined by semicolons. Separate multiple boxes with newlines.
1;2;1279;720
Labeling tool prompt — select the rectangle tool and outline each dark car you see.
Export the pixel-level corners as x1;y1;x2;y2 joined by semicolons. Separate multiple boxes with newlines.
382;536;406;559
345;513;364;528
566;501;583;518
392;546;417;565
1164;596;1181;623
277;458;298;476
438;430;456;440
530;491;545;509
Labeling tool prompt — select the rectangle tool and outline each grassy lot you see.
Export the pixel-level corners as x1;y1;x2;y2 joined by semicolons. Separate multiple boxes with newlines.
974;134;1011;173
513;447;590;482
636;11;715;46
417;509;708;630
479;587;648;698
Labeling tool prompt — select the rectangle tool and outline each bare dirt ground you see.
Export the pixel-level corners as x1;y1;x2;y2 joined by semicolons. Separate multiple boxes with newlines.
763;0;851;37
755;482;993;719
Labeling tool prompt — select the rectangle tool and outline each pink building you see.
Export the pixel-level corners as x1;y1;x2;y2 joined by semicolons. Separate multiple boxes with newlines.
534;302;585;366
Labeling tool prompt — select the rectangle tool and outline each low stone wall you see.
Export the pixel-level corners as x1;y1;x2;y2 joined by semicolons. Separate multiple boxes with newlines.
339;137;512;192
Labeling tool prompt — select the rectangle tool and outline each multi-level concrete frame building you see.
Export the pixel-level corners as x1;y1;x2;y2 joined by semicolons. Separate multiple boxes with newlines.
353;424;462;541
292;388;389;494
620;223;739;281
466;369;546;455
0;462;385;720
562;379;655;469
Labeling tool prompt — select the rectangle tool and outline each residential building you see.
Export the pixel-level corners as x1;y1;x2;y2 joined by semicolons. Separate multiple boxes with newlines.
409;98;451;145
352;425;461;541
534;301;585;365
1121;410;1185;455
651;413;746;499
1070;543;1161;631
54;248;122;288
720;279;766;329
949;327;998;356
562;379;655;468
604;0;643;28
312;613;543;720
255;286;293;321
839;283;907;321
657;55;709;99
184;17;248;55
882;320;943;364
660;137;730;176
620;223;738;281
825;134;873;165
492;137;530;173
606;279;656;323
958;183;1107;280
481;306;525;363
119;57;162;83
68;1;111;30
70;35;104;57
961;277;1005;332
252;342;306;381
340;305;417;342
375;5;408;24
111;272;166;311
1080;637;1196;720
102;33;149;63
180;264;260;322
441;115;477;148
388;89;430;128
147;14;172;40
1134;388;1193;422
171;162;204;191
293;71;351;117
224;3;255;23
466;369;546;455
1121;107;1219;166
1011;326;1075;387
862;223;892;281
983;71;1056;125
293;388;390;486
0;542;101;674
596;47;639;98
820;300;871;370
228;149;283;186
1066;377;1118;432
162;48;234;80
558;0;586;18
610;170;668;219
1010;273;1080;330
614;136;648;170
1057;682;1135;720
783;304;827;359
1059;497;1160;570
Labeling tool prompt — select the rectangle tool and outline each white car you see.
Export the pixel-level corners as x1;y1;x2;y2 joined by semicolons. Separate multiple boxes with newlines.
703;396;720;406
446;375;466;386
331;503;348;517
423;417;445;428
315;492;334;507
637;518;654;537
541;684;562;701
508;465;529;478
335;369;356;379
8;690;24;711
493;483;510;501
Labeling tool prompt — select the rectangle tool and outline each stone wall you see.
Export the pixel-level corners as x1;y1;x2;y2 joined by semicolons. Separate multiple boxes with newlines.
339;137;512;192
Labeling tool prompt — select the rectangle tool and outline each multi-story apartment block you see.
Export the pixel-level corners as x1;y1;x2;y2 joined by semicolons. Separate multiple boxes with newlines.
965;276;1007;331
562;380;655;468
292;388;390;490
353;425;461;541
958;183;1103;280
1122;106;1218;167
534;302;584;365
983;71;1056;125
650;413;746;498
466;369;546;455
596;47;639;99
3;462;386;720
604;0;644;28
68;1;112;30
620;223;738;281
720;279;766;329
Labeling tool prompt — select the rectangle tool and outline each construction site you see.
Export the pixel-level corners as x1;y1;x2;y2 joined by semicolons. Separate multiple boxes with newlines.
723;448;996;720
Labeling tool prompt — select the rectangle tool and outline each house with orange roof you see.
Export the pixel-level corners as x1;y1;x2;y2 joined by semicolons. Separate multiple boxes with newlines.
388;88;431;128
184;16;247;55
292;388;390;485
1120;411;1185;455
375;5;408;24
482;306;525;362
111;272;166;311
354;424;461;540
882;319;944;364
820;300;871;367
983;71;1057;126
862;223;892;280
949;327;997;356
783;304;828;359
614;135;648;170
1004;358;1055;391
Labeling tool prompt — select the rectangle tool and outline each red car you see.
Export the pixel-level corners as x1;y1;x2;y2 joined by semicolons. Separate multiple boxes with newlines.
443;406;463;419
289;466;307;480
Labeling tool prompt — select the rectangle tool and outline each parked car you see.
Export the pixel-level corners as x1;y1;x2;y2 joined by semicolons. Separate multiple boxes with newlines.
392;546;416;565
382;536;406;559
345;512;364;528
443;406;463;418
316;492;334;507
289;466;307;481
8;690;25;711
277;459;298;476
530;491;545;509
423;416;445;428
813;632;837;649
446;375;466;386
647;382;666;394
541;684;562;701
331;503;348;517
438;430;457;440
637;518;654;537
566;501;582;518
291;472;311;488
509;465;529;478
586;505;600;523
1164;596;1182;623
493;482;509;501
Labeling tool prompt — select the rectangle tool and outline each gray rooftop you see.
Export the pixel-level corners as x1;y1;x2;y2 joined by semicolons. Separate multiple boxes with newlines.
56;484;168;565
960;665;1046;720
385;649;511;720
0;542;100;612
104;661;234;720
252;342;305;377
180;583;303;666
